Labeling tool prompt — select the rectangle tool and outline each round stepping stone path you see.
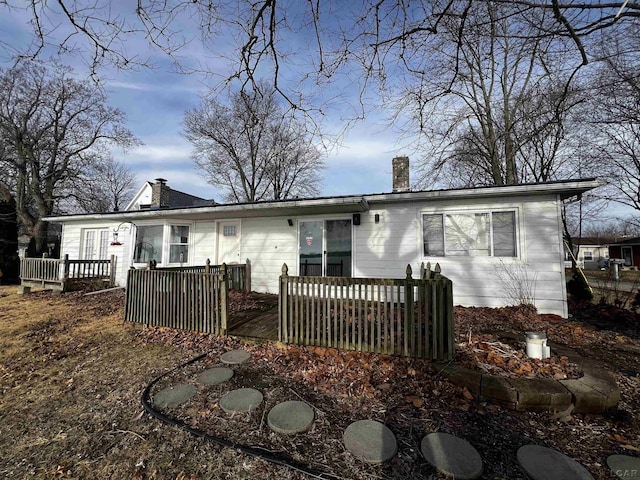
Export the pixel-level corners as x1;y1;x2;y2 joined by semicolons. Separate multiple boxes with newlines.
220;349;251;365
607;454;640;479
197;367;234;385
219;388;263;414
517;445;594;480
343;420;397;464
420;432;483;479
267;401;314;434
152;384;197;409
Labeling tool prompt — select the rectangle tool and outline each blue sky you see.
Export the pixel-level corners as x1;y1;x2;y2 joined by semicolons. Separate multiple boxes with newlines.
0;3;408;201
0;2;636;226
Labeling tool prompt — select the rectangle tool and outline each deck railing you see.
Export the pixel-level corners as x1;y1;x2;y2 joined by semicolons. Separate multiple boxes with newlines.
20;254;116;290
124;266;229;335
150;258;250;291
279;262;454;361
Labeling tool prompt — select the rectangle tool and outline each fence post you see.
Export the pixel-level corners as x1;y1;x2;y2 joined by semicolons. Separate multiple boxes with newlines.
109;255;116;286
405;264;414;357
220;263;228;335
245;258;251;292
205;258;210;274
279;263;289;343
61;254;70;291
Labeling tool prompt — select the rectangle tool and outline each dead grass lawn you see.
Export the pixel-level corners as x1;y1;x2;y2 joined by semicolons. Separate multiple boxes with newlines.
0;286;299;479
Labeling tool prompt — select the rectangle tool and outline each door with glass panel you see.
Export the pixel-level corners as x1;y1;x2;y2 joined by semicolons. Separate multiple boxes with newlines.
299;219;352;277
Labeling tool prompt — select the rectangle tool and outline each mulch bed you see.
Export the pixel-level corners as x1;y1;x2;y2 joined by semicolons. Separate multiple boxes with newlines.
135;294;640;479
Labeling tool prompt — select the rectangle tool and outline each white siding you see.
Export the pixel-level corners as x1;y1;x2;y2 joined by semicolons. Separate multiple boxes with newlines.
60;220;133;286
352;195;567;316
192;221;217;265
240;217;297;293
53;191;570;317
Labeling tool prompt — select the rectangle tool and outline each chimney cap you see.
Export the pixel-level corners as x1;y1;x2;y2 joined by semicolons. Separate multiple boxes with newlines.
154;178;167;184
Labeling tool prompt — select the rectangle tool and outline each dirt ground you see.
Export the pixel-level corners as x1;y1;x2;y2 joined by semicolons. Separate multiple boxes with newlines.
1;285;639;479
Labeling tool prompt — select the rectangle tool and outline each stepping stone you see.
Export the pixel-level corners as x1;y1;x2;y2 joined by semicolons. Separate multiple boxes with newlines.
197;367;234;385
607;454;640;479
517;445;594;480
220;349;251;365
343;420;397;464
152;384;197;409
219;388;263;414
267;401;314;434
420;432;483;479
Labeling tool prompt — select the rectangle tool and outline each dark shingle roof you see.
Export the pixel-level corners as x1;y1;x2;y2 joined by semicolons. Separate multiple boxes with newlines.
168;188;215;207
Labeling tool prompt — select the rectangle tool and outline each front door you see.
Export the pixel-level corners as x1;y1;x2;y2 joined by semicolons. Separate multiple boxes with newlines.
622;246;633;266
299;219;352;277
218;221;240;264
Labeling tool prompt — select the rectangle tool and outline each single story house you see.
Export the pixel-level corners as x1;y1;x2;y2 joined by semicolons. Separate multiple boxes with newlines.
608;237;640;268
564;237;614;270
44;158;601;317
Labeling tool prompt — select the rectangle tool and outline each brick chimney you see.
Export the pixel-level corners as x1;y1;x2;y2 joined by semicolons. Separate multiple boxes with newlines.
392;156;410;192
151;178;171;207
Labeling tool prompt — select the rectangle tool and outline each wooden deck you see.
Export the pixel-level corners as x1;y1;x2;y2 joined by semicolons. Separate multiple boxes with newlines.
228;308;278;340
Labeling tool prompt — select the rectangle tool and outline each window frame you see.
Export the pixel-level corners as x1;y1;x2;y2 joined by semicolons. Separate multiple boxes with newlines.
82;228;110;260
421;209;519;259
168;224;190;265
582;250;593;261
131;221;193;266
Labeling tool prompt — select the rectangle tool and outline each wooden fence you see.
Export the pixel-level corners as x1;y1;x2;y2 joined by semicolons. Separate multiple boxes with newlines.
124;266;228;335
149;258;250;291
20;254;116;291
279;262;454;361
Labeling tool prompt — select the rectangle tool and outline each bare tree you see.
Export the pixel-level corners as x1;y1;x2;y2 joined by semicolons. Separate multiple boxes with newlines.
2;1;637;107
0;60;138;254
183;84;324;202
587;44;640;213
70;157;138;213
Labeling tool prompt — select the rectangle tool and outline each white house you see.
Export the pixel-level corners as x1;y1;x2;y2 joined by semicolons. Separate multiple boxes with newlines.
44;158;601;317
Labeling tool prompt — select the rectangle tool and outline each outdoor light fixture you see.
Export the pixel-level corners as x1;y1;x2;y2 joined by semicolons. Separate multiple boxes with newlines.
287;219;294;226
375;214;380;224
353;213;361;225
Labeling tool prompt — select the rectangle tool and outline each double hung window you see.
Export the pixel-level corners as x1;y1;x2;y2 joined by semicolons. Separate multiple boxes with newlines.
169;226;190;263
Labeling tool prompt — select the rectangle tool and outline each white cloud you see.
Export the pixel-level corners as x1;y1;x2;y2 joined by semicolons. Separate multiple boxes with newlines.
130;144;191;163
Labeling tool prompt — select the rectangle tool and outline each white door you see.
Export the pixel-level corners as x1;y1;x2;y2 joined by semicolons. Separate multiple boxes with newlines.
218;221;240;264
83;229;109;259
622;246;633;266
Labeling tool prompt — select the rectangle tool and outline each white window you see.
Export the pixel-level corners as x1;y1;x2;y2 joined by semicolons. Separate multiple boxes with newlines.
83;229;109;259
583;250;593;261
169;225;190;263
223;225;237;237
133;225;163;263
423;211;517;257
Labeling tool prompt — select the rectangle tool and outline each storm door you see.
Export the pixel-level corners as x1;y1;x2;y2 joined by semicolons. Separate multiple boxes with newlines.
299;220;352;277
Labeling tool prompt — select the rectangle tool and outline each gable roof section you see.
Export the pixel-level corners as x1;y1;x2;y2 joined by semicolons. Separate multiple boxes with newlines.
168;189;215;208
124;182;214;211
45;178;603;223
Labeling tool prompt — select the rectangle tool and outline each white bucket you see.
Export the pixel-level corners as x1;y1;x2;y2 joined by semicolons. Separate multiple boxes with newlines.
525;332;550;359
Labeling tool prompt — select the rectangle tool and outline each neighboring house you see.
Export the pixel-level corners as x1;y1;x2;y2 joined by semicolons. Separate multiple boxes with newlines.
564;237;614;270
608;237;640;268
44;158;602;317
